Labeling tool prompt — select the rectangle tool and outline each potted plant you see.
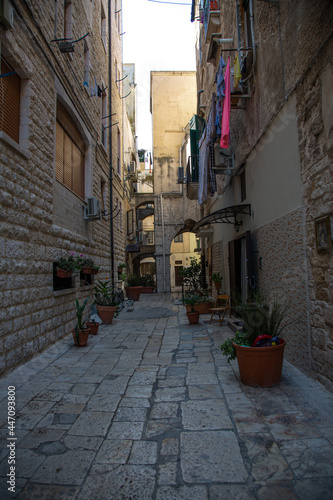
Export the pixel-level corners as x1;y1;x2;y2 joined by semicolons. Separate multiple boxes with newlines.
139;274;155;293
183;294;202;324
125;274;143;301
178;257;203;292
94;279;120;324
72;297;90;346
212;272;223;292
117;262;126;274
76;255;100;275
56;255;77;278
86;319;100;335
220;293;291;387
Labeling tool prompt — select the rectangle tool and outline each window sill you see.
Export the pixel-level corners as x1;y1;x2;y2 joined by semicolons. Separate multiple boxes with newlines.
0;132;30;160
53;287;76;297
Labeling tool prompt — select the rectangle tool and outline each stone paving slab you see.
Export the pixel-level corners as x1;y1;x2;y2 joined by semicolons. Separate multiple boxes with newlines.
1;293;333;499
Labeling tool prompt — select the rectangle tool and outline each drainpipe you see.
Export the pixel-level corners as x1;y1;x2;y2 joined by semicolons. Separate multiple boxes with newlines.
160;194;166;292
108;0;115;288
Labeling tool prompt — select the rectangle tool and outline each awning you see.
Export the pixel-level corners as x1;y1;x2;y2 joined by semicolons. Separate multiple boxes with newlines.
192;204;251;232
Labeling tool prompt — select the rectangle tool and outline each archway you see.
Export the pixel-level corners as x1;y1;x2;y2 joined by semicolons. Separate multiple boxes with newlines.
169;231;201;292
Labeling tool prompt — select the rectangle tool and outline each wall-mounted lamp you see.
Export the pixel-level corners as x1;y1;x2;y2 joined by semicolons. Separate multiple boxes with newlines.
234;220;242;232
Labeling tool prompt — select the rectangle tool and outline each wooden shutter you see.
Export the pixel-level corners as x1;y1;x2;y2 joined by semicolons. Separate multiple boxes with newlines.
55;122;64;183
0;57;20;143
72;142;84;198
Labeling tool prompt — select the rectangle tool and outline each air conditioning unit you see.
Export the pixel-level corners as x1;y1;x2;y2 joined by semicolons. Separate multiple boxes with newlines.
213;144;235;172
0;0;14;29
129;161;136;174
84;197;101;220
137;220;143;230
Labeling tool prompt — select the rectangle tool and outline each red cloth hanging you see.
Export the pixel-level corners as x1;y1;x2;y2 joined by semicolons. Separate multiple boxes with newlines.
220;57;231;149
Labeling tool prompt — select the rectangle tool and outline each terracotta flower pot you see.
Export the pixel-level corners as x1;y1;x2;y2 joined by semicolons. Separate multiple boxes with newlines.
96;305;117;324
125;286;143;301
57;268;72;278
233;341;286;388
86;321;100;335
186;311;200;324
141;287;154;294
72;328;90;346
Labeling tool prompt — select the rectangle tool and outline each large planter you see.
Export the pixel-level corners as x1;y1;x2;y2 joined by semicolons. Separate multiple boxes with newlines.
233;341;286;388
186;301;214;314
72;328;90;346
125;286;143;301
96;305;117;324
141;287;154;294
186;311;200;324
86;321;100;335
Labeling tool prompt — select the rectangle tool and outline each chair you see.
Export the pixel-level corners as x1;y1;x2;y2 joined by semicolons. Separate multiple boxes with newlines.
209;295;231;326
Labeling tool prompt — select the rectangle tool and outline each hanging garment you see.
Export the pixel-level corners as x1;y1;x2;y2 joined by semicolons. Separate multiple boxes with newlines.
216;55;226;98
220;57;231;149
198;127;208;205
234;53;242;89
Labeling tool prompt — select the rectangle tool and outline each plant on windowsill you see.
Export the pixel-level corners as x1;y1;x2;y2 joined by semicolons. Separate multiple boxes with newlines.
75;254;100;275
220;292;292;387
94;278;120;324
72;297;90;346
56;255;77;278
125;274;143;301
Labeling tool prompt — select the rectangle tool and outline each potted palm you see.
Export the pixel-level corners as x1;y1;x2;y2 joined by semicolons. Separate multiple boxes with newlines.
94;279;119;324
72;297;90;346
125;274;143;301
183;294;202;324
220;293;291;387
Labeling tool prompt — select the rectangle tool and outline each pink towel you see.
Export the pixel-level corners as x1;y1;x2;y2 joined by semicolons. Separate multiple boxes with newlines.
220;57;231;149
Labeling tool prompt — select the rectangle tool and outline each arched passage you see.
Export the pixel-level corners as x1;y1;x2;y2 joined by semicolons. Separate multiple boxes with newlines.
169;231;200;292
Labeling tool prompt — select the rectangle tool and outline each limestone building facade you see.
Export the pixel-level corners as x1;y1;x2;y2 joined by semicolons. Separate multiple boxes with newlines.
190;0;333;389
0;0;132;374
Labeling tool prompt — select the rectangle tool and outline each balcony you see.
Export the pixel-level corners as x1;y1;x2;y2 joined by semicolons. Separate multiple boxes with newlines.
203;1;221;42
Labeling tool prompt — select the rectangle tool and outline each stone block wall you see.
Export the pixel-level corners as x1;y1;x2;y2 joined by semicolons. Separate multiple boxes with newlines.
0;0;127;375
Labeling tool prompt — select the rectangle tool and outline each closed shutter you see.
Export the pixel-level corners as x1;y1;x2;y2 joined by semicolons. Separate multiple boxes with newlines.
0;57;20;143
55;102;85;199
55;122;64;183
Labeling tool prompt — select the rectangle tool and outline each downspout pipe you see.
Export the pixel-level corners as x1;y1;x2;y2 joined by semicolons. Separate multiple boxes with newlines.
108;0;115;288
160;194;166;293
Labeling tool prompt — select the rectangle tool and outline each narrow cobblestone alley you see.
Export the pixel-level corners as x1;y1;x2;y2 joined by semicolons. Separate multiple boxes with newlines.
1;293;333;499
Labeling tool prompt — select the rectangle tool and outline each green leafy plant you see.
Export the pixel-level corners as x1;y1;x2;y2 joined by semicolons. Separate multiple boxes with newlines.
139;274;155;287
74;296;90;344
220;331;251;362
94;279;119;306
183;294;203;312
56;255;77;273
212;272;223;283
127;274;141;286
234;292;291;345
178;257;203;291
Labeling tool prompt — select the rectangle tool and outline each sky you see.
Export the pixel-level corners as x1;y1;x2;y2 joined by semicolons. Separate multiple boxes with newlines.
122;0;196;151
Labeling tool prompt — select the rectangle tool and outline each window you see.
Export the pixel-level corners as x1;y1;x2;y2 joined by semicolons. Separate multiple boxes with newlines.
174;234;183;243
64;1;72;40
84;41;90;87
0;56;21;143
101;3;107;48
117;127;121;176
55;101;85;199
